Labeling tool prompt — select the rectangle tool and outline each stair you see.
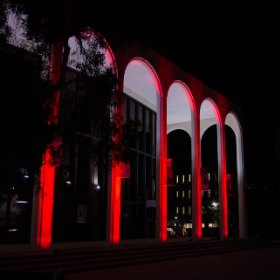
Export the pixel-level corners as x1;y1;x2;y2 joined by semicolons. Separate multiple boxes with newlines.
0;239;266;275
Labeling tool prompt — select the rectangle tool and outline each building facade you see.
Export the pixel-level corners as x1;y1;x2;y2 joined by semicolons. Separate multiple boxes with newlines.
0;33;247;253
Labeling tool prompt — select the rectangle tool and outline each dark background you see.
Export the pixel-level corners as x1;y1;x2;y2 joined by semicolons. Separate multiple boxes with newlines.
146;3;280;188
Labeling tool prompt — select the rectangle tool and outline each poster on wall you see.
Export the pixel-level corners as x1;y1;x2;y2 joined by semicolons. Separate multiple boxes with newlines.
226;174;235;196
201;167;210;191
120;162;130;178
77;204;87;223
166;158;176;186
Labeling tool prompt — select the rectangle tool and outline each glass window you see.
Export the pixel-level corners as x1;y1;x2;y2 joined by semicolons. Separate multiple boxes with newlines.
188;174;191;182
145;156;152;200
208;190;211;198
138;154;145;201
182;175;185;183
188;190;191;199
188;206;191;216
146;110;150;154
152;113;156;156
182;207;185;215
208;173;211;181
182;190;185;198
176;207;179;214
186;223;192;229
123;96;127;124
176;175;178;183
130;100;135;121
152;158;156;200
138;105;144;151
76;136;90;196
202;223;205;228
176;191;178;198
129;151;137;201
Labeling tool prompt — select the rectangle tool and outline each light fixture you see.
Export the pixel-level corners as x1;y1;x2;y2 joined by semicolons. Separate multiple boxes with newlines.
96;185;100;189
16;201;28;204
23;175;29;179
66;181;71;185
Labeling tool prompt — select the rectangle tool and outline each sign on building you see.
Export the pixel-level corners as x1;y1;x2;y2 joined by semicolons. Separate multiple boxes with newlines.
201;167;210;191
120;162;130;178
166;158;176;186
226;174;235;196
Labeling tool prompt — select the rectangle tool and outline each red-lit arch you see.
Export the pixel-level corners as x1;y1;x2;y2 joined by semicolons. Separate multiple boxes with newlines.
200;98;228;238
167;81;203;239
109;56;165;244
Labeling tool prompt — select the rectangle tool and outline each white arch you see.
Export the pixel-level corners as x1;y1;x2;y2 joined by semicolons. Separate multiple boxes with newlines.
123;57;166;242
167;80;200;238
225;112;247;238
200;98;228;239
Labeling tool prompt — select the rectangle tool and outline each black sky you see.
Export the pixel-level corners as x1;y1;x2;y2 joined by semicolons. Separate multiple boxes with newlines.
147;3;279;186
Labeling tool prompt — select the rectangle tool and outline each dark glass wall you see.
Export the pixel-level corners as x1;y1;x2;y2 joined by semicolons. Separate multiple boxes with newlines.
0;177;33;244
52;67;107;242
120;94;156;239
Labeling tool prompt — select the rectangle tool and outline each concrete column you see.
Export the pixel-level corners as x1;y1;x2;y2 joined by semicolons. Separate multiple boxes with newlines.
106;165;121;245
156;95;167;243
106;79;124;246
192;110;202;239
236;124;247;238
36;43;63;251
217;122;228;238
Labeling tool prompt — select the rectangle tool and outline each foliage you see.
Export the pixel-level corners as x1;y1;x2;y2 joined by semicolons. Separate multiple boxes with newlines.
0;1;144;194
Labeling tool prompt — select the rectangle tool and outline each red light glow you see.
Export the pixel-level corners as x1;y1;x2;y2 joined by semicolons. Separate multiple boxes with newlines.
109;166;121;244
37;43;63;250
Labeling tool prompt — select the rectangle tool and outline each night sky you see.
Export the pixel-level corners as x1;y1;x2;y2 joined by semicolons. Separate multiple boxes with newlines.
147;3;279;188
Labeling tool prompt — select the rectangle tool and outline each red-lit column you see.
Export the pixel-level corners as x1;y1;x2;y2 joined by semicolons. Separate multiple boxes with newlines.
107;165;121;245
156;94;167;243
106;83;123;245
37;43;63;251
192;109;202;239
217;122;228;238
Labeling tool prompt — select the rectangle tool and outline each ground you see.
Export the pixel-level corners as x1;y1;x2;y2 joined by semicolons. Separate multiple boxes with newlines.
66;247;280;280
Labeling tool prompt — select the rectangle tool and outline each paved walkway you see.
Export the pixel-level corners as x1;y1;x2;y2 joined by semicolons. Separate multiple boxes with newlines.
65;247;280;280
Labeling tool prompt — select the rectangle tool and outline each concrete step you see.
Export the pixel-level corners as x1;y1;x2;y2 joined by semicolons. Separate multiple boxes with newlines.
0;239;260;268
0;239;266;274
39;241;266;274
